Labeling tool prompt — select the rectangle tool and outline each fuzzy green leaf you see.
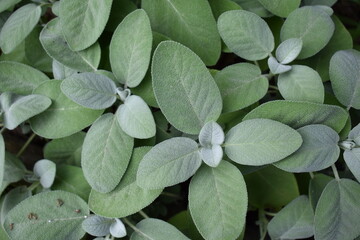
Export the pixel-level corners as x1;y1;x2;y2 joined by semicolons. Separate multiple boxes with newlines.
82;215;112;237
268;56;292;75
110;219;127;238
309;173;333;210
0;135;4;189
199;121;224;147
344;149;360;183
199;145;223;168
258;0;300;17
276;38;303;64
33;159;56;189
0;0;21;13
52;60;77;80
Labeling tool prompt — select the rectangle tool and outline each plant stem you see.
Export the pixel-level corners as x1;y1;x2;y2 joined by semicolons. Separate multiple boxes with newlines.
27;182;40;191
269;85;279;91
254;61;260;67
16;133;36;157
258;208;268;240
0;128;5;134
264;211;277;217
309;172;315;179
123;217;139;232
139;210;149;219
161;192;182;199
331;164;340;181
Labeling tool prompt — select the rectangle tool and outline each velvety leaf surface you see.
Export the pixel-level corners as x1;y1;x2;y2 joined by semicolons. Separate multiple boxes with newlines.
276;38;303;64
0;0;21;13
308;173;333;210
258;0;300;17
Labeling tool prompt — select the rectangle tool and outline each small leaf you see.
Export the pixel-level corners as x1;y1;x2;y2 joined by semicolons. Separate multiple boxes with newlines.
276;38;303;64
344;149;360;183
0;4;41;54
59;0;112;51
52;60;77;80
33;159;56;189
199;145;223;168
82;113;134;193
82;215;112;237
3;152;26;184
61;73;117;110
233;0;272;17
137;137;202;189
330;49;360;109
0;92;51;130
278;65;325;103
308;173;333;209
116;95;156;139
110;9;152;88
267;56;292;75
189;161;247;240
199;121;224;147
130;218;190;240
348;123;360;145
313;5;334;15
268;196;314;240
4;191;89;240
1;186;31;225
218;10;274;61
110;219;127;238
224;119;302;166
257;0;301;17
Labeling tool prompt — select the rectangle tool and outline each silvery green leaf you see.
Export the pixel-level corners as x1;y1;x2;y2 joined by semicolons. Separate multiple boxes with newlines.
0;11;11;31
116;95;156;139
59;0;112;51
130;218;189;240
0;61;50;95
51;1;60;16
152;41;222;134
280;6;335;59
0;0;21;13
268;196;314;240
82;215;112;237
137;137;202;189
218;10;274;61
314;179;360;240
278;65;325;103
199;121;224;147
330;49;360;109
110;9;152;87
309;173;333;210
224;119;302;166
0;92;51;130
1;186;31;225
40;18;101;72
0;4;41;54
200;145;223;168
0;135;4;189
142;0;221;66
61;73;117;110
313;5;334;15
3;152;26;183
110;218;127;238
82;113;134;193
257;0;301;17
232;0;272;17
267;56;292;75
344;149;360;183
276;38;303;64
52;60;77;80
4;191;89;240
348;123;360;145
304;0;337;6
189;161;247;240
274;124;340;172
33;159;56;189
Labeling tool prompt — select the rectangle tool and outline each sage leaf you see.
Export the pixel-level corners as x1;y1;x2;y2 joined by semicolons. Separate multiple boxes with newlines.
243;100;348;133
276;38;303;64
0;4;41;54
280;6;335;59
274;125;340;172
278;65;325;103
309;173;333;210
348;123;360;145
214;63;268;113
82;215;112;237
0;135;4;189
59;0;112;51
267;56;292;75
257;0;300;17
233;0;272;18
189;161;247;240
199;121;224;147
3;152;26;184
61;73;117;110
344;149;360;183
52;60;77;80
109;219;127;238
199;145;223;168
314;179;360;240
82;113;134;193
208;0;242;20
137;137;202;189
4;191;89;240
30;80;103;139
89;147;163;218
268;196;314;240
142;0;221;66
116;95;156;139
330;49;360;109
0;0;21;13
110;9;152;88
224;119;302;166
152;41;222;134
304;0;337;6
218;10;274;61
0;61;49;95
105;0;137;32
33;159;56;189
130;218;189;240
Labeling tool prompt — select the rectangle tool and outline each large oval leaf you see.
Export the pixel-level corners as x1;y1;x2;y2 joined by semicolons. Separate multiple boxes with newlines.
224;119;302;166
61;73;117;110
214;63;268;113
89;147;162;218
218;10;274;61
274;125;340;172
30;80;103;139
116;95;156;139
110;9;152;88
330;49;360;109
280;6;335;59
314;179;360;240
258;0;300;17
152;41;222;134
189;161;247;240
40;18;101;72
82;113;134;193
0;4;41;54
137;137;202;189
142;0;221;66
0;61;49;95
243;100;348;133
59;0;112;51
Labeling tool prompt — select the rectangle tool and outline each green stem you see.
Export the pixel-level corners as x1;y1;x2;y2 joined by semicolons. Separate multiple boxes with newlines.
139;210;149;219
27;182;40;191
258;209;268;240
264;211;277;217
123;217;139;232
309;172;315;179
161;192;182;199
331;164;340;181
269;85;279;91
254;61;260;67
0;128;5;134
16;133;36;157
